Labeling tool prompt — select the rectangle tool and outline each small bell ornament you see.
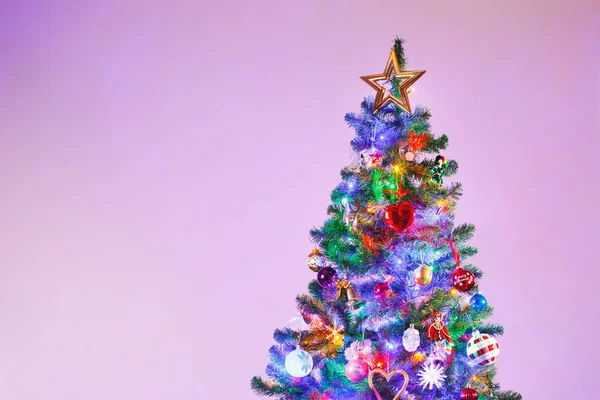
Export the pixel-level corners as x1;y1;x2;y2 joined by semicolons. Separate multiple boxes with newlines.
402;324;420;352
345;285;365;309
335;280;365;310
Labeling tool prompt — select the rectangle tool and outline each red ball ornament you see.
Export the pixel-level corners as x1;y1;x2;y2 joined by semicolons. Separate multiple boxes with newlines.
460;388;478;400
373;282;391;298
384;202;415;232
450;267;475;292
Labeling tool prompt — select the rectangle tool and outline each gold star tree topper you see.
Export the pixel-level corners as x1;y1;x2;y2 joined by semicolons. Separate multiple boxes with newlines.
360;48;425;114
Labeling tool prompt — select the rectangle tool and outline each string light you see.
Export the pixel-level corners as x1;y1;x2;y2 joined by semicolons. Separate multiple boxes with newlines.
386;341;398;350
412;352;426;365
326;322;345;345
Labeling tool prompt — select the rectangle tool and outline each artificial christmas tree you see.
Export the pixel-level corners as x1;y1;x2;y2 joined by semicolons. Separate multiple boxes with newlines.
251;39;521;400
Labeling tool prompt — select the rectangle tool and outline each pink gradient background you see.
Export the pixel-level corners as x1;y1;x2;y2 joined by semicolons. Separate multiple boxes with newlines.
0;1;598;399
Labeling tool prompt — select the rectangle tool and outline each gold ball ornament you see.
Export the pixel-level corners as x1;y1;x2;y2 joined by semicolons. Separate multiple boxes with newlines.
414;264;433;286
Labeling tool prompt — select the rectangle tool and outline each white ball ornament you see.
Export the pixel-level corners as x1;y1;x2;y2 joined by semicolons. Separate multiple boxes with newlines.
402;324;420;352
466;331;500;366
285;346;313;377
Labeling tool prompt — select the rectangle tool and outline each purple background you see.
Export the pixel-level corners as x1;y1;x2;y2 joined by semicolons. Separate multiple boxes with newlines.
0;1;598;399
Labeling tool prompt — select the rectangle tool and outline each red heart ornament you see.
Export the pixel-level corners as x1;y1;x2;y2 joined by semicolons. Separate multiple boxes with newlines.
384;202;415;232
367;368;409;400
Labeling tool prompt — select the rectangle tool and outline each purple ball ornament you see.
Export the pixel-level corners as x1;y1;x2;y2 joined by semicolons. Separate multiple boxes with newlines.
317;267;338;288
345;359;369;383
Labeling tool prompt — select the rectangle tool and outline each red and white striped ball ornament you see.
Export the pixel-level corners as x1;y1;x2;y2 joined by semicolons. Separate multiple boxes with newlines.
466;331;500;366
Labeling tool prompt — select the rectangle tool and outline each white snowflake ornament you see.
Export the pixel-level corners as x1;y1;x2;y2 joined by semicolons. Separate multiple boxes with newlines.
417;362;446;390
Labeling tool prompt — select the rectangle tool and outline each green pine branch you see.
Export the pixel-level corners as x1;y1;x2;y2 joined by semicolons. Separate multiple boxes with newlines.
393;37;408;69
425;133;448;152
250;376;284;397
477;323;505;336
452;223;476;242
273;327;300;345
296;294;328;321
308;280;324;301
495;390;523;400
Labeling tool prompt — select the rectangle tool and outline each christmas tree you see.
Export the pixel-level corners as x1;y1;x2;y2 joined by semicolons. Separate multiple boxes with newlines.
251;39;521;400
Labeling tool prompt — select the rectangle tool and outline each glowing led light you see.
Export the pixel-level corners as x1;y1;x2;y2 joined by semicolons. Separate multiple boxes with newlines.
413;352;426;364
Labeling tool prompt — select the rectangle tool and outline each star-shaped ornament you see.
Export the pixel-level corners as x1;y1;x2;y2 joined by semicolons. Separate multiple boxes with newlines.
361;48;425;114
325;322;345;344
360;146;383;169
